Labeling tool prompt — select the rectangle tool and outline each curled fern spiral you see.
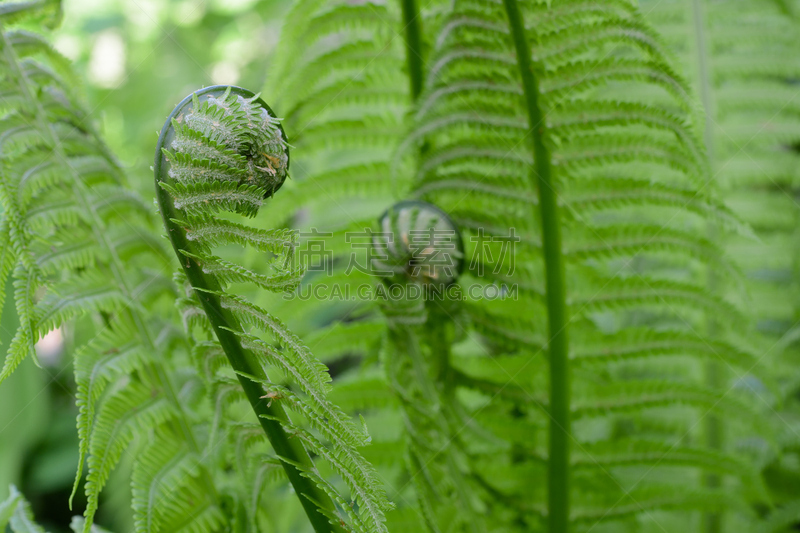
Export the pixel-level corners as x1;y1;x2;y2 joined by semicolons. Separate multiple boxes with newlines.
372;200;464;287
163;86;288;195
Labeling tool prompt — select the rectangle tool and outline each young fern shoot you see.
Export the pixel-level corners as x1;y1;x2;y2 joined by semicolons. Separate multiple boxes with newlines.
371;201;490;531
154;86;391;533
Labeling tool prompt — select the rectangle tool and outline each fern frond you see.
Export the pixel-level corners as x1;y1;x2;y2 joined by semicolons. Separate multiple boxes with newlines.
132;428;226;533
82;380;174;527
270;416;391;533
642;0;800;525
160;180;266;218
69;517;112;533
0;219;16;322
0;10;226;531
571;329;760;372
572;380;758;420
1;266;39;380
71;322;153;507
221;294;331;392
0;485;45;533
232;336;367;448
180;215;296;254
34;274;130;334
182;250;302;292
385;0;767;530
574;439;760;482
571;485;745;525
156;85;390;533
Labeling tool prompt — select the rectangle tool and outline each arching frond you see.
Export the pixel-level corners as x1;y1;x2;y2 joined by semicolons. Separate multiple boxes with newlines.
0;5;225;532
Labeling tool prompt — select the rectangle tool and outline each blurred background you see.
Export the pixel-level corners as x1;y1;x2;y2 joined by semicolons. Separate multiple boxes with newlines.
0;1;289;530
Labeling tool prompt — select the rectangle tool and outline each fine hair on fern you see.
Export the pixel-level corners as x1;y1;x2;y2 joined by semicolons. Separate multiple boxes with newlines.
154;85;392;533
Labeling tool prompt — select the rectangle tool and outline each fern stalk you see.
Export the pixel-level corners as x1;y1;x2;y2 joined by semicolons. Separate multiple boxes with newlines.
372;201;486;530
385;322;485;533
501;1;571;531
155;203;342;533
0;23;219;515
691;1;722;531
154;88;345;533
400;0;424;100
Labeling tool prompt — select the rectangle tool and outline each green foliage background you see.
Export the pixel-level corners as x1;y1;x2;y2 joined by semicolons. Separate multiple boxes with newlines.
2;0;800;532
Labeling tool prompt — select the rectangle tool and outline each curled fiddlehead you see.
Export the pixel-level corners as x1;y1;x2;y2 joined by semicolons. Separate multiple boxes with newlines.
372;201;492;532
372;200;464;325
155;86;391;533
372;200;464;288
158;86;288;214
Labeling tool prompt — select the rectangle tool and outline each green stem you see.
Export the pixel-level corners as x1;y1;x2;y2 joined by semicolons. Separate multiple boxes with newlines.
691;1;722;531
155;157;344;533
390;323;483;533
424;306;454;396
400;0;424;100
692;0;714;164
501;1;571;532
